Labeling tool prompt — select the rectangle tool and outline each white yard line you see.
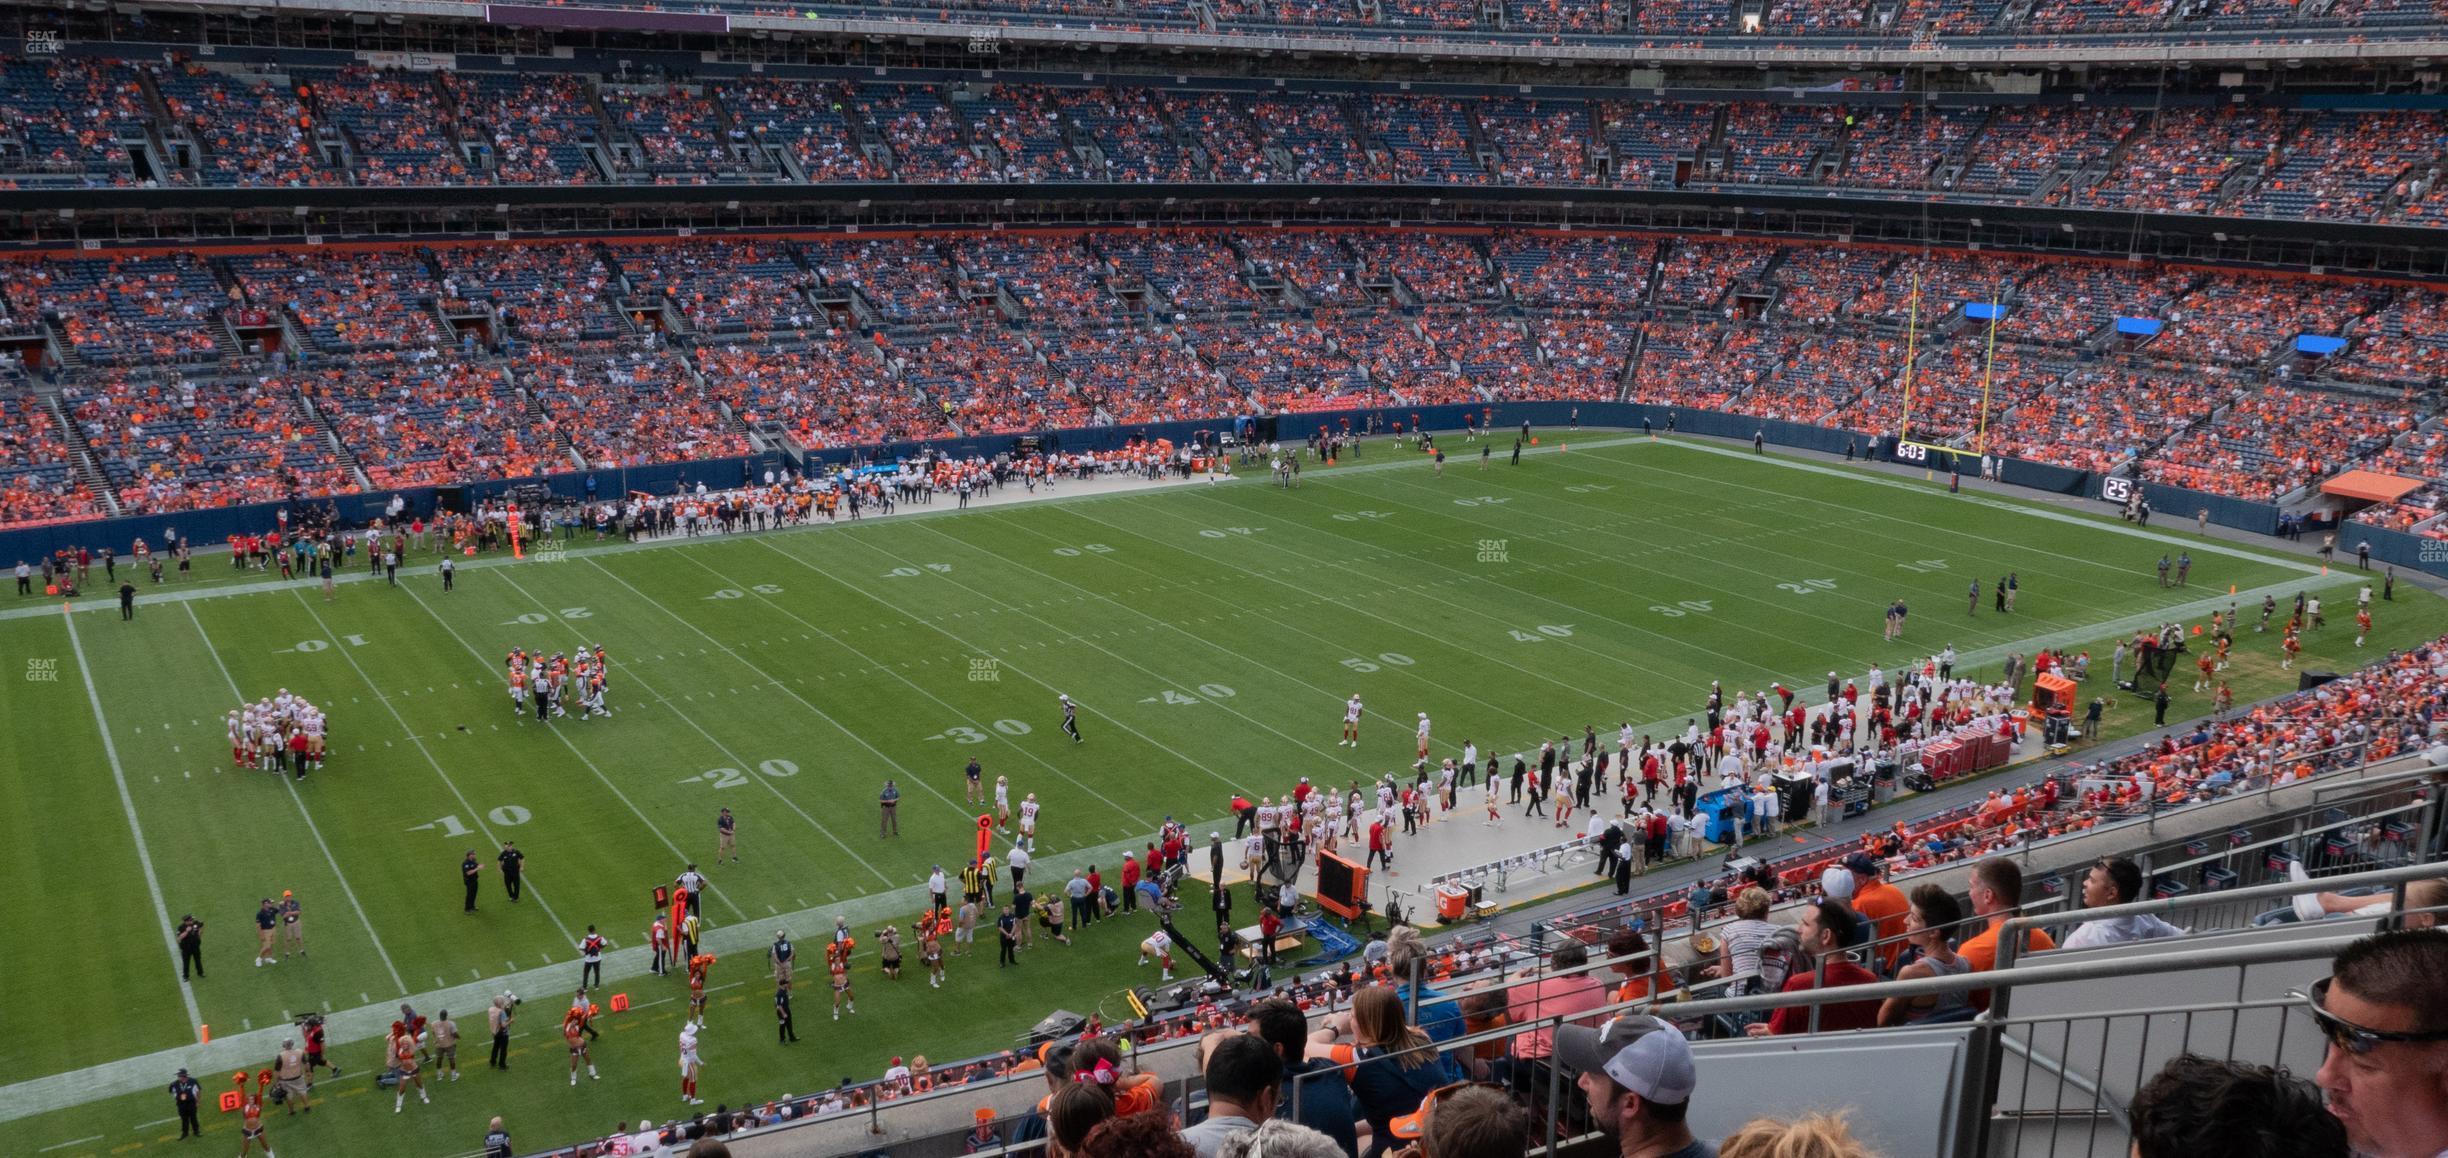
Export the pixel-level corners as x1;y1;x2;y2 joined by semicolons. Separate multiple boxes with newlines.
799;528;1352;797
287;590;582;946
182;603;410;999
665;542;1149;829
59;607;204;1042
1062;497;1679;709
946;511;1565;737
485;564;893;891
1365;461;2092;652
394;576;769;912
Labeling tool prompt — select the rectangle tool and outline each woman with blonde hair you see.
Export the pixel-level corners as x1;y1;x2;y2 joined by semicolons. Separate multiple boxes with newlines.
1308;985;1453;1157
1718;1111;1882;1158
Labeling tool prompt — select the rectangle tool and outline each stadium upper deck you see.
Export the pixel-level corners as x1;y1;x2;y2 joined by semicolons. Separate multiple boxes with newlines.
6;59;2442;235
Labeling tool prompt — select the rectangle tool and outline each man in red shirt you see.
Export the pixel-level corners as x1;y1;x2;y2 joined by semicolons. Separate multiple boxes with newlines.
1366;818;1393;875
1748;901;1882;1036
1119;855;1141;914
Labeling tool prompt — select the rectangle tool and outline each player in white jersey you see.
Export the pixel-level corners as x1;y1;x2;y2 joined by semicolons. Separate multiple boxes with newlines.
676;1021;703;1105
993;776;1012;832
1138;927;1174;981
1016;794;1040;851
1415;713;1432;759
1341;695;1364;746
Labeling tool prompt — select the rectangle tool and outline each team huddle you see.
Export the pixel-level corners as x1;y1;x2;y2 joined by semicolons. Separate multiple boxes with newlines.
226;691;330;779
505;646;615;722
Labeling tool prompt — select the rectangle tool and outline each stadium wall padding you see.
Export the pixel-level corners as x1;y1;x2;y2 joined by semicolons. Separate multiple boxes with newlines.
10;407;2435;582
0;453;778;564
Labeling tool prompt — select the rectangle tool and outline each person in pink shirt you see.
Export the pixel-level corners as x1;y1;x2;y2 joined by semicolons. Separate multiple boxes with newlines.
1507;941;1608;1099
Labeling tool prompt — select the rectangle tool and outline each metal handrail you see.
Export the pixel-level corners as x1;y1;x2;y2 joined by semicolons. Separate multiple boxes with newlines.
2004;859;2445;946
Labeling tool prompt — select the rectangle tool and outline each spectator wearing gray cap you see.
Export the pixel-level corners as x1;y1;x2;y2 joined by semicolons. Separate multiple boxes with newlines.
1554;1015;1711;1158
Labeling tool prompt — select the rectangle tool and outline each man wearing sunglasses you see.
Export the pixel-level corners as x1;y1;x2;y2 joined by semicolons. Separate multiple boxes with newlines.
2306;929;2448;1158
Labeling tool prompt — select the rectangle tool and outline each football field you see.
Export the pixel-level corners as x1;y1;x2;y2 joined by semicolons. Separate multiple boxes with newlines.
6;432;2439;1156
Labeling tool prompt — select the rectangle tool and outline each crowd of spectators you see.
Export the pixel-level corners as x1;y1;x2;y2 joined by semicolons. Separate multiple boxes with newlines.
1237;232;1357;304
0;57;151;186
1040;325;1234;424
444;71;605;184
0;387;98;526
1527;315;1640;400
2152;273;2381;365
10;65;2448;232
855;86;992;184
2331;286;2448;389
899;329;1090;432
601;85;767;182
432;243;626;344
154;63;340;189
726;79;883;183
298;67;471;187
1353;233;1500;304
1998;259;2195;345
1166;93;1278;183
1245;96;1385;184
8;229;2448;526
2143;383;2418;500
1073;88;1203;183
27;254;227;366
1363;95;1489;184
1491;233;1650;309
515;343;752;467
1632;321;1812;414
2062;106;2296;214
695;334;942;449
1984;363;2241;474
950;235;1121;320
1654;239;1775;308
230;249;445;352
1098;234;1264;315
1837;106;1982;189
64;372;353;514
287;351;557;488
612;240;821;336
799;238;968;327
1175;318;1366;408
1710;105;1843;185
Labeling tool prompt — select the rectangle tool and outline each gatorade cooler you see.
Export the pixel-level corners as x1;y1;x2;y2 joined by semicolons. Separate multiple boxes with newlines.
1437;885;1469;923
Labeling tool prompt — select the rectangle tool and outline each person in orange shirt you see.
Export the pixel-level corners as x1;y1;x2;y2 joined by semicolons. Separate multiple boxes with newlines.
1607;927;1655;1004
1957;857;2056;1011
686;953;716;1023
1840;852;1911;972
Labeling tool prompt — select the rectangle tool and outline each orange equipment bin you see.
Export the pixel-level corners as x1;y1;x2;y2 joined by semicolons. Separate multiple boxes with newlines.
2030;672;2079;718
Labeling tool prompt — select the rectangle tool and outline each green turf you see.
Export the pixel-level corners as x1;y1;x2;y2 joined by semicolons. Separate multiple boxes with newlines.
6;431;2440;1156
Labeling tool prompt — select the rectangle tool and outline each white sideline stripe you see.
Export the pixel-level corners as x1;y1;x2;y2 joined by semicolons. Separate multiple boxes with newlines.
286;590;581;949
0;468;1280;627
59;607;204;1041
182;603;409;999
37;1135;101;1152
